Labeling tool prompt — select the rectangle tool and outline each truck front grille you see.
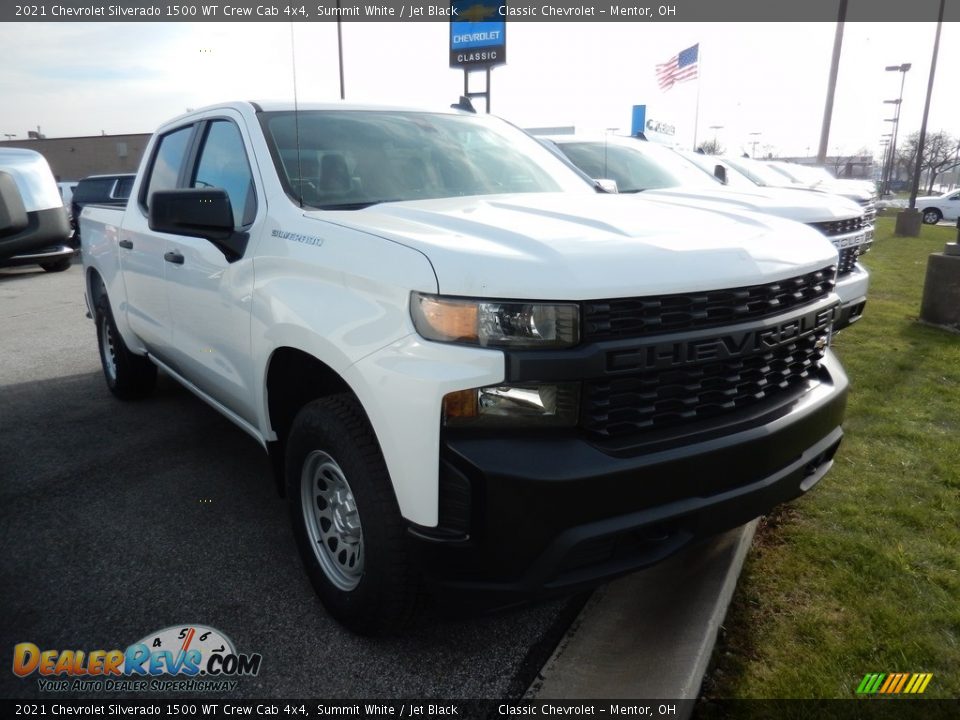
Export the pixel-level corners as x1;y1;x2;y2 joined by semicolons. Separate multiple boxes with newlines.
582;331;827;438
582;266;836;342
837;247;860;276
857;197;878;223
808;216;866;237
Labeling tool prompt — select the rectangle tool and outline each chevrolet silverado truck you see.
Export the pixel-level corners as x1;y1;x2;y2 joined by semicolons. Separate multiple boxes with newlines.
0;148;74;272
81;102;848;634
542;136;872;329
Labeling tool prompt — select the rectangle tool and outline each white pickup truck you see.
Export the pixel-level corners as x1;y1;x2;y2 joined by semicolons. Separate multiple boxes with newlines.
541;136;872;330
81;102;849;634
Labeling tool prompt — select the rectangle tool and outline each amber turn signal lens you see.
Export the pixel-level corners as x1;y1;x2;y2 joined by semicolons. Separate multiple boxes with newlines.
442;389;479;421
411;296;479;343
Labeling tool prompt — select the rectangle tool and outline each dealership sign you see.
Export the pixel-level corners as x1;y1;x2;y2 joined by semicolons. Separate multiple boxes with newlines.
631;104;680;146
449;1;506;68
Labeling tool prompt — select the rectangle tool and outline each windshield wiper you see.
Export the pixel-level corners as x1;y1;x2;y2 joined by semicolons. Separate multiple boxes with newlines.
619;188;646;194
313;199;404;210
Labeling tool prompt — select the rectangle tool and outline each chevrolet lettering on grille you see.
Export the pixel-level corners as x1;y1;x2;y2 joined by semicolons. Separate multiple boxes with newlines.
607;304;837;373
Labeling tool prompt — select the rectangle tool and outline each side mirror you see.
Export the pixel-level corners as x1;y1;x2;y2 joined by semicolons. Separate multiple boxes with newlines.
0;171;29;238
714;165;728;185
594;178;619;194
149;188;247;262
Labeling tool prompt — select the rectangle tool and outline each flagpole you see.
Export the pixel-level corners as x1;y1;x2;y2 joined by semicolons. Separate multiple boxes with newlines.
692;45;701;150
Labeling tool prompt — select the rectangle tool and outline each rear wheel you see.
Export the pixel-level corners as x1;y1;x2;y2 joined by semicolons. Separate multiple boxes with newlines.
94;293;157;400
286;394;419;635
922;208;942;225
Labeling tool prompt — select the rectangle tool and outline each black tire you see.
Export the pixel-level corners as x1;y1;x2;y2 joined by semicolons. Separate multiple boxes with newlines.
40;258;72;273
94;293;157;400
286;394;419;635
921;208;942;225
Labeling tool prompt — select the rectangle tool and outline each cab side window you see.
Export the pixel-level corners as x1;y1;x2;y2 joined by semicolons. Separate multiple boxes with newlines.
142;126;193;211
191;121;257;227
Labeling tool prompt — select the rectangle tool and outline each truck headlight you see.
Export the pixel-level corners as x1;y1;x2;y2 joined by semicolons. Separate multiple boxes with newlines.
443;383;580;427
411;293;579;349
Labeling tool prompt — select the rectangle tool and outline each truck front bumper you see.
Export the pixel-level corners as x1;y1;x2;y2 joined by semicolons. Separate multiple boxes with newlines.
834;262;870;331
412;350;847;606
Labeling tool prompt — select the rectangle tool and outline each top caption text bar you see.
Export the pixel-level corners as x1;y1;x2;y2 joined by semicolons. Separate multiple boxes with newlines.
5;0;960;23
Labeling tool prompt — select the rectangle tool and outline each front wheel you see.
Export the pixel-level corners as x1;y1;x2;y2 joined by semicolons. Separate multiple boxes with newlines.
286;395;419;635
922;208;942;225
94;293;157;400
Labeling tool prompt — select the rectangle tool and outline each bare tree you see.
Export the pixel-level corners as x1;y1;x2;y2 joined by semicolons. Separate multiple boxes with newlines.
697;139;724;155
897;130;960;193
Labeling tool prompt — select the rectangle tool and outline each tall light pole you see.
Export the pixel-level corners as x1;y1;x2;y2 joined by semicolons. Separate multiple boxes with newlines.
336;1;345;99
897;0;945;236
882;116;899;193
817;0;847;166
709;125;723;150
882;63;911;195
879;134;892;187
2;133;14;141
749;132;761;158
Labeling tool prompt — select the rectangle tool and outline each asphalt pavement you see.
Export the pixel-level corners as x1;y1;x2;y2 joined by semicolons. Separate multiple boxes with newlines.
0;260;585;700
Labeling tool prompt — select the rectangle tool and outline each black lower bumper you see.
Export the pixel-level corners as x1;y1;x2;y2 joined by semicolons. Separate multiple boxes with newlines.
412;351;848;606
835;296;867;331
0;244;76;268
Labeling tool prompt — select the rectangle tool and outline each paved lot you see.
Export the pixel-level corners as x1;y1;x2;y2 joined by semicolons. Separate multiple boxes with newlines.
0;261;584;700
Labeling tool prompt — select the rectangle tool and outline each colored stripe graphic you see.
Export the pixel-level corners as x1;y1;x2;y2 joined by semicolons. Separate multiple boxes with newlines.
878;674;896;693
857;672;932;694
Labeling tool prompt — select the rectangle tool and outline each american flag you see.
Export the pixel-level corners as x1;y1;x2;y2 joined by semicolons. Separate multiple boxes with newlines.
656;44;699;91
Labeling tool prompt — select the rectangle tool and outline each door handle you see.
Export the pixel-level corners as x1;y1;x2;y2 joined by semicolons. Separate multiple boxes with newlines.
118;239;133;249
164;251;185;265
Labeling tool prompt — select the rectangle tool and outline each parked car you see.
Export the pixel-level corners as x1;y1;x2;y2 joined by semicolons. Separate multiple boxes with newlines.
542;135;872;330
81;102;849;634
914;190;960;224
761;160;878;203
0;148;74;272
70;173;135;241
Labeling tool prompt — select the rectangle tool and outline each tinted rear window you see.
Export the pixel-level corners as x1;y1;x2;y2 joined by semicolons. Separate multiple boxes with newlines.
73;178;114;203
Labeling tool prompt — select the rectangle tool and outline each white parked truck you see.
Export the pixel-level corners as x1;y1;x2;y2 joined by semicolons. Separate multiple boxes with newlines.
81;102;849;634
541;136;872;329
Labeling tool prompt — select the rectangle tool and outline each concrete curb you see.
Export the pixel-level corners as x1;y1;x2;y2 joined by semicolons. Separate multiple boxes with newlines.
526;520;758;716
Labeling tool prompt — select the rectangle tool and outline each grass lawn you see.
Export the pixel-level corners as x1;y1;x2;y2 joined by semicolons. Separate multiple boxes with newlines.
701;218;960;701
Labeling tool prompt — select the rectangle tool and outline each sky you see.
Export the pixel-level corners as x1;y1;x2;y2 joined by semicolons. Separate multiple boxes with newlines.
1;16;958;159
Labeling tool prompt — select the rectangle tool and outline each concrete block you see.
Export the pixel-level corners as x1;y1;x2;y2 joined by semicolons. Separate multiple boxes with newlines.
895;209;923;237
920;252;960;330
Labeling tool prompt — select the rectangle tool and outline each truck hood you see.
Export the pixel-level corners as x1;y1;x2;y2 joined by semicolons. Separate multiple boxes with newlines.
641;186;864;223
307;193;838;300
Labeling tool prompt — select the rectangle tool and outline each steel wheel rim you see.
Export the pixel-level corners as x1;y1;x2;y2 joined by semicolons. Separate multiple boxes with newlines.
300;450;364;591
923;210;940;224
100;315;117;383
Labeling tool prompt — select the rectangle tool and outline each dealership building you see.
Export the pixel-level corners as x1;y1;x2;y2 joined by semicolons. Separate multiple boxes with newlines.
0;133;150;182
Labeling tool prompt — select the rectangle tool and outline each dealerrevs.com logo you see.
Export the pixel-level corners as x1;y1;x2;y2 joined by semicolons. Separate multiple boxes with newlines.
12;625;262;693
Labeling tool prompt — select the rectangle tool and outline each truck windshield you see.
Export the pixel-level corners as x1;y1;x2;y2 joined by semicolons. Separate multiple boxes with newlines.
259;110;594;210
553;139;719;193
721;157;799;188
